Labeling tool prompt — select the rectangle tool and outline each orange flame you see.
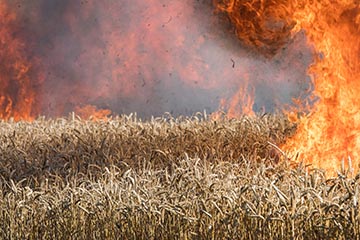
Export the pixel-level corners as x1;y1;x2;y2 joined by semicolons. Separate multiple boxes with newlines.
216;0;360;174
74;105;111;120
283;2;360;174
214;0;296;56
0;2;39;121
213;73;255;119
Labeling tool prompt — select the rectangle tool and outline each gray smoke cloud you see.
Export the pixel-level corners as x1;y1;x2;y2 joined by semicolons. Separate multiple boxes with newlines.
9;0;313;118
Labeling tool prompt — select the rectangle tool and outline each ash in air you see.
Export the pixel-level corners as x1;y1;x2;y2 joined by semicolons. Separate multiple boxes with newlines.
7;0;313;118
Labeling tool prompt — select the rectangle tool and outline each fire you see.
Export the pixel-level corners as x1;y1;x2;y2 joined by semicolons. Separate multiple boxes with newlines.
3;0;356;174
215;0;360;174
0;2;40;121
214;0;296;56
215;73;255;119
284;1;360;174
74;105;111;120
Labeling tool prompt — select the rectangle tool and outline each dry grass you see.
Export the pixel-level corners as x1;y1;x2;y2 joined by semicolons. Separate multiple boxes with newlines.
0;113;359;239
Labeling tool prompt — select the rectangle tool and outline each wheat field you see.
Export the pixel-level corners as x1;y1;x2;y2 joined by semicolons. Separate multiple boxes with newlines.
0;113;359;239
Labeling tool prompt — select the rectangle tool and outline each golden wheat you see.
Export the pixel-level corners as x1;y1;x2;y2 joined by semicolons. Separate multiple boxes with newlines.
0;114;359;239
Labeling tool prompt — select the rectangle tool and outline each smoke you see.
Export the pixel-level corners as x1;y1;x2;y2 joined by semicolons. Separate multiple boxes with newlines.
6;0;313;118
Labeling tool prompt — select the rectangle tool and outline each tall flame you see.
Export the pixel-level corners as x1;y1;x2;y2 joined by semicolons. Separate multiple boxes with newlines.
0;2;39;120
284;1;360;174
215;0;360;174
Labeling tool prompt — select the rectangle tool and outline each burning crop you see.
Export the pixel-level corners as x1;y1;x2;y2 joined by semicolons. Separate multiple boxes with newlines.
1;0;357;174
1;0;360;238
